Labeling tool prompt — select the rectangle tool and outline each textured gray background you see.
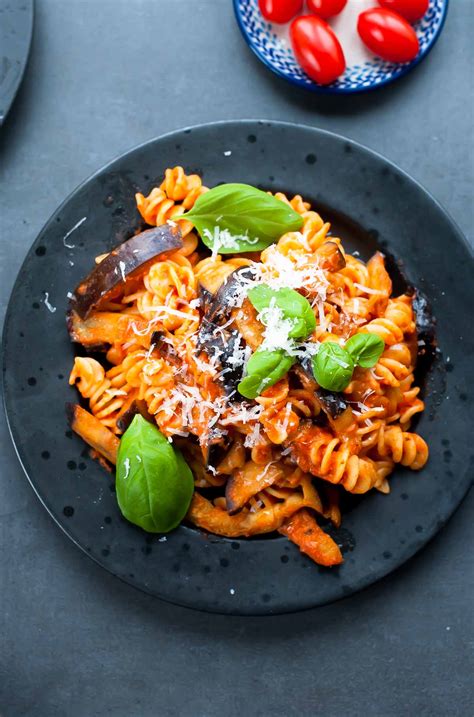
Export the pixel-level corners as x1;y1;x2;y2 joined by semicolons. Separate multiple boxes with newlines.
1;1;473;716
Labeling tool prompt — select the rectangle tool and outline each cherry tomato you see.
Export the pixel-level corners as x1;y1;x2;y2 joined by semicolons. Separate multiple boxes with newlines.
358;9;419;63
290;15;345;85
307;0;347;20
258;0;303;24
378;0;429;23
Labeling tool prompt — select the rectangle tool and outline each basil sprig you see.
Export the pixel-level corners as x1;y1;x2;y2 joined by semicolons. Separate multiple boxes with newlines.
312;334;384;392
116;415;194;533
238;286;315;399
182;183;303;253
345;333;385;368
312;343;355;392
238;349;296;399
247;284;316;340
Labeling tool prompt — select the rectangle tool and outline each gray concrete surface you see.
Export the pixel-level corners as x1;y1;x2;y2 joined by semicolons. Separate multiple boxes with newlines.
0;1;473;715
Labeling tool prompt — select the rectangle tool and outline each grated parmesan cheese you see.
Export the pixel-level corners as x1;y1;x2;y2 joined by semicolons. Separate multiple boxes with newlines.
143;306;199;322
353;283;385;295
104;388;128;397
43;292;57;313
244;421;262;448
258;299;298;355
203;226;260;260
63;216;86;248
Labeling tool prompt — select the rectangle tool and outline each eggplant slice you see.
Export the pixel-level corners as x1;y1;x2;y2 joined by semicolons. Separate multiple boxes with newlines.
67;310;149;347
197;284;214;316
66;403;119;465
197;267;256;396
197;266;257;334
69;224;183;319
150;331;181;366
115;399;154;434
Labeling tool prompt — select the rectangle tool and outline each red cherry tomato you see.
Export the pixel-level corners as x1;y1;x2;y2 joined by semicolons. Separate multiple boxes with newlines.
290;15;345;85
358;9;419;63
378;0;429;23
307;0;347;20
258;0;303;24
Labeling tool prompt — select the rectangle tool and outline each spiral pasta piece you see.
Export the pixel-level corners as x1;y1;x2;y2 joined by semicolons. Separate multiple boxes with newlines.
160;166;205;203
135;166;208;236
271;192;310;215
377;425;428;469
194;256;250;294
375;343;413;387
69;357;128;432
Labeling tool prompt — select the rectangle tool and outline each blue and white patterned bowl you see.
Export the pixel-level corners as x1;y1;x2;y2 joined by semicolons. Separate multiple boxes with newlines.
233;0;449;94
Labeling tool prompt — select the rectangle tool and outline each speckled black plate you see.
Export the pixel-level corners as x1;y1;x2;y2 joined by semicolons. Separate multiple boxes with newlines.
3;121;473;615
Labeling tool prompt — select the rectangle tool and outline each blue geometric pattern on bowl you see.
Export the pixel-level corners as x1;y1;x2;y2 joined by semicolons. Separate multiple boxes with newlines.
233;0;449;94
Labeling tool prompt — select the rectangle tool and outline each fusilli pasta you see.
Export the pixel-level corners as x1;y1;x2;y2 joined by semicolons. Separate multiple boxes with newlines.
68;167;430;567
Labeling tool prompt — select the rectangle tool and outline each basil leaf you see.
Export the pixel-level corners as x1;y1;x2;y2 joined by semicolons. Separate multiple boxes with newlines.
247;284;316;339
116;415;194;533
345;333;384;368
183;183;303;253
312;342;354;392
238;348;295;399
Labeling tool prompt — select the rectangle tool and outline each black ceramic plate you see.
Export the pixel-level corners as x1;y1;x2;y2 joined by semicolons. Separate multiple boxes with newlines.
3;121;473;615
0;0;34;125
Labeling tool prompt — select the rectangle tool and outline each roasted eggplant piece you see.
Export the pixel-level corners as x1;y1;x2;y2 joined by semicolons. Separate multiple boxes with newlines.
177;440;226;488
198;266;256;334
197;267;256;395
150;330;181;366
115;398;154;434
66;403;119;465
69;224;183;319
197;284;214;315
316;387;348;419
67;310;149;347
225;461;283;515
188;490;319;538
200;328;247;398
279;509;343;566
315;241;346;272
200;429;228;468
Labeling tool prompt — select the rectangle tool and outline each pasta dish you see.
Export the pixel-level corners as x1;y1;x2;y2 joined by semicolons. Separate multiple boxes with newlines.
67;166;429;567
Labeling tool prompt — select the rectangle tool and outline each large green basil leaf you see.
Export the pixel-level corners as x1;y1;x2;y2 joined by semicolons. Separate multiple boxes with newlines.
238;348;295;399
182;183;303;253
345;333;384;368
312;342;354;392
116;415;194;533
247;284;316;340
